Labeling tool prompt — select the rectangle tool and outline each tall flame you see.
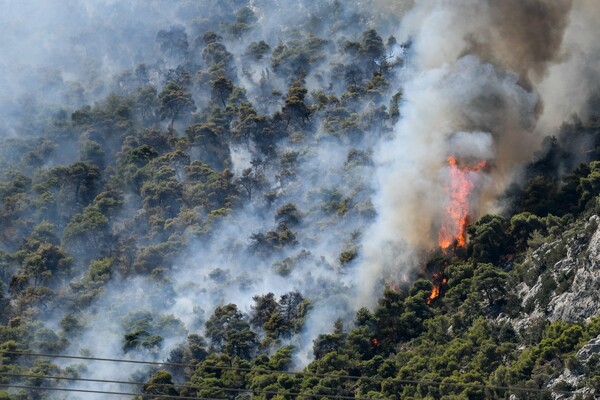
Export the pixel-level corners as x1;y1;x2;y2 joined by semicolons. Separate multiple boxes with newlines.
426;285;441;304
426;277;448;304
438;157;486;251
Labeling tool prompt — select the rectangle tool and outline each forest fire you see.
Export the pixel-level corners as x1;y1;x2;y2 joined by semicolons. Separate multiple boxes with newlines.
426;271;448;304
426;285;440;304
438;156;487;251
426;277;448;304
427;156;486;305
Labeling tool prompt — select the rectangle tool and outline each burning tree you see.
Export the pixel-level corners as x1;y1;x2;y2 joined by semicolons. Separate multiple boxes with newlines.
425;156;489;305
438;156;487;252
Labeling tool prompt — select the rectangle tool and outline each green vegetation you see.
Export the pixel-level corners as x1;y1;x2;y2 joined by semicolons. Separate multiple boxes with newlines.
0;1;599;399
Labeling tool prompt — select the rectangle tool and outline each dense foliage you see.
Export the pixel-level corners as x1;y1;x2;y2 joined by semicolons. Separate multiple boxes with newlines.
1;1;600;400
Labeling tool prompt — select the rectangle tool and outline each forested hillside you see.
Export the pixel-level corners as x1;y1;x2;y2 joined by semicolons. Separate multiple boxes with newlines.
1;1;600;399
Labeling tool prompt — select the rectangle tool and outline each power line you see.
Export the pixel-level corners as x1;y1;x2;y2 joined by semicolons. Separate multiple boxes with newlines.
0;371;582;399
1;350;373;381
0;351;580;396
0;383;224;400
0;372;139;387
0;372;384;400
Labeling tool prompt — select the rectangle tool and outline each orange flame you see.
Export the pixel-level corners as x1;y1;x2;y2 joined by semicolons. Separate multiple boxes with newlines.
371;338;381;347
426;278;448;304
426;285;441;304
438;156;486;251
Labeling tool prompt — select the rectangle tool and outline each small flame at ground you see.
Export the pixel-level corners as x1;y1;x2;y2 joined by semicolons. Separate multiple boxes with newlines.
428;157;486;305
426;277;448;304
426;285;441;304
438;156;487;251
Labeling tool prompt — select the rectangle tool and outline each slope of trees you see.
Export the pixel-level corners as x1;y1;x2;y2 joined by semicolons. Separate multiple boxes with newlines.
0;1;599;399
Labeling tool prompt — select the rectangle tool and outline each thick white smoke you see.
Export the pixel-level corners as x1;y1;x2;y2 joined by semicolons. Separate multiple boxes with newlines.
355;0;578;305
355;55;538;305
537;0;600;130
4;2;600;398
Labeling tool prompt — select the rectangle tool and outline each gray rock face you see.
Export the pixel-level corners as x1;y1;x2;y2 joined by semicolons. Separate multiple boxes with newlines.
547;218;600;322
577;334;600;362
516;215;600;326
511;216;600;400
547;334;600;400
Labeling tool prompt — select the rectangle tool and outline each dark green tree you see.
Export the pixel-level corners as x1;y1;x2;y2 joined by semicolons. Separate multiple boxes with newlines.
205;304;257;360
250;293;278;334
142;370;180;399
156;25;189;60
158;82;197;128
136;85;159;123
282;80;311;128
467;215;512;265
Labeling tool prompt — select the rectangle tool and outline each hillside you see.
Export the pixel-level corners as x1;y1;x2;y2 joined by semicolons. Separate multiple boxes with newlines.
1;1;600;399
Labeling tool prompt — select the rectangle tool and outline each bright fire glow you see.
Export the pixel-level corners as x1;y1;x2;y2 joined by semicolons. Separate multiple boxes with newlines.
426;277;448;304
426;285;441;304
438;156;486;251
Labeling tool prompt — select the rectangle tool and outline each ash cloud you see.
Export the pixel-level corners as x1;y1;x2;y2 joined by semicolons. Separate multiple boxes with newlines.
537;0;600;130
447;131;494;161
354;0;590;305
2;2;600;396
399;0;573;82
474;0;573;82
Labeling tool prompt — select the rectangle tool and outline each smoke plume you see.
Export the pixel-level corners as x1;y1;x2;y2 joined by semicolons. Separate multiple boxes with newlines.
2;3;600;398
355;0;587;304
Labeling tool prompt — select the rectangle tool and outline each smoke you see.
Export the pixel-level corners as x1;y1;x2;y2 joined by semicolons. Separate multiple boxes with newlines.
447;131;494;160
473;0;572;82
3;2;600;397
355;55;538;303
398;0;572;81
354;0;584;305
537;0;600;129
0;0;184;137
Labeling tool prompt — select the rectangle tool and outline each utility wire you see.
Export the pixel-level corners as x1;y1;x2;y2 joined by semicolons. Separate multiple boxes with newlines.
1;350;373;381
0;351;580;396
0;372;140;387
0;372;384;400
0;383;225;400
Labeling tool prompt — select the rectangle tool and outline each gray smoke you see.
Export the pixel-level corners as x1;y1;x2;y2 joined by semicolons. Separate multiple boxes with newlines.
354;0;593;305
2;2;600;399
